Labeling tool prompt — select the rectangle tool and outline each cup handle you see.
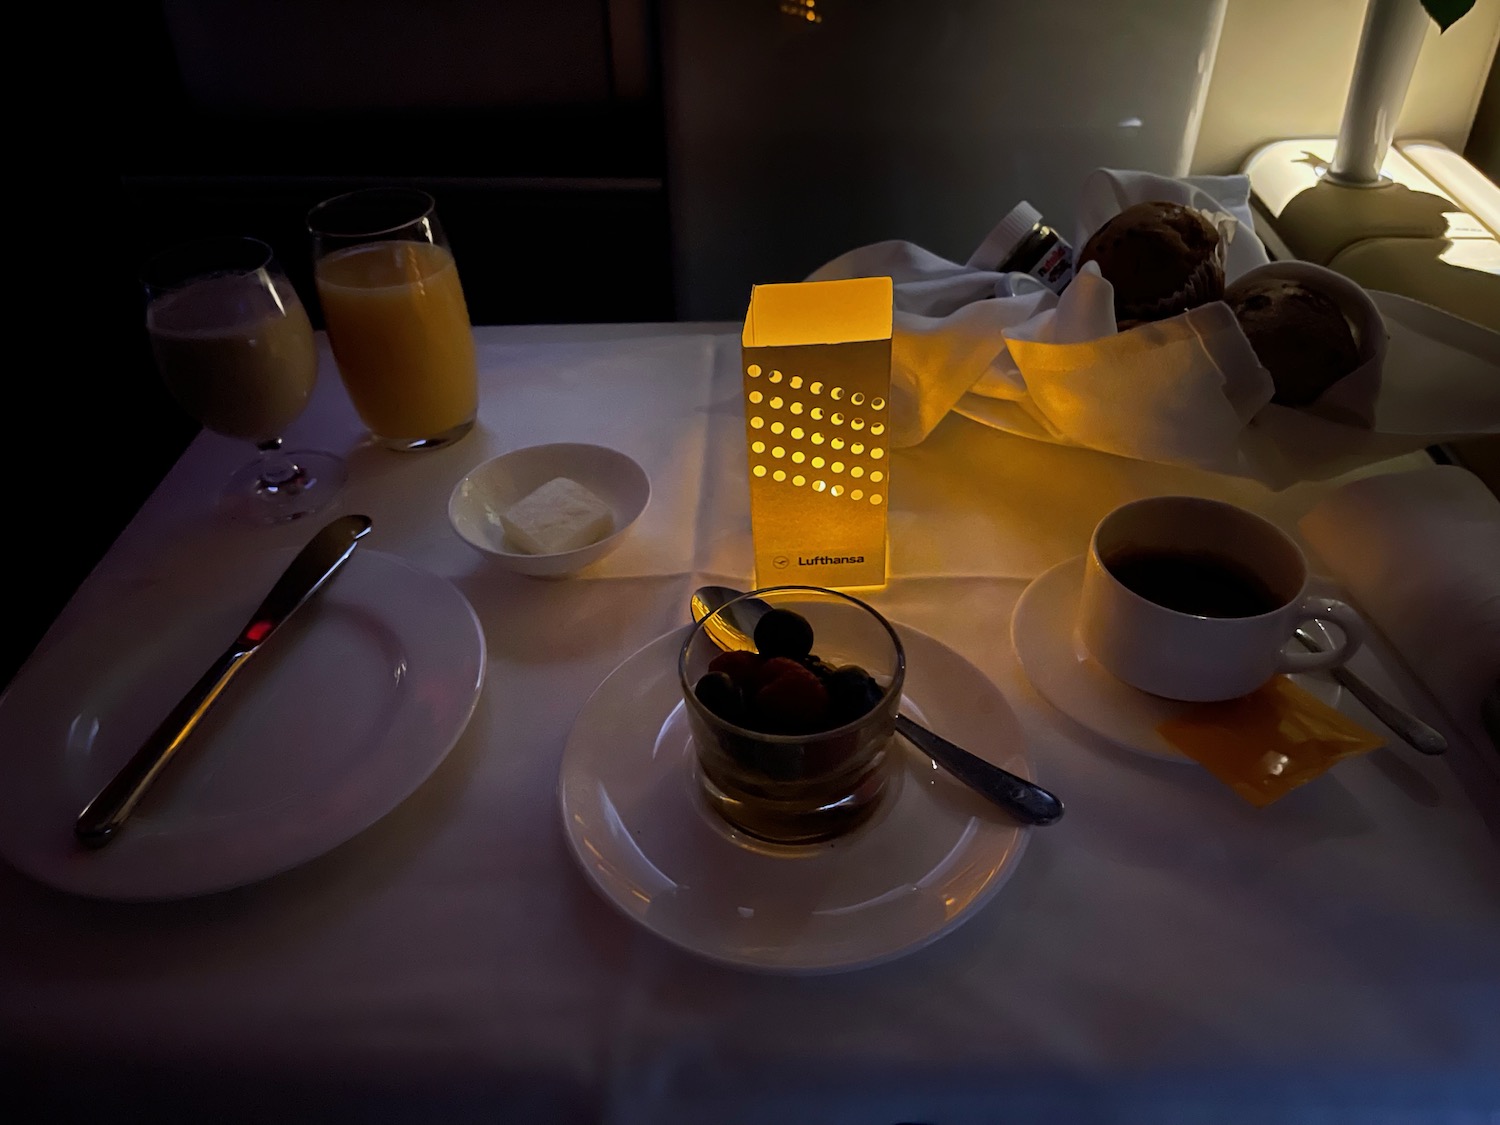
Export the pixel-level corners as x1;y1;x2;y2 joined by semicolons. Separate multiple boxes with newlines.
1275;596;1367;674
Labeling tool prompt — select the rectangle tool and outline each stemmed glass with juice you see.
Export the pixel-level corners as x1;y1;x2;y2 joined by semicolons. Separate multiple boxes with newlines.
307;188;479;452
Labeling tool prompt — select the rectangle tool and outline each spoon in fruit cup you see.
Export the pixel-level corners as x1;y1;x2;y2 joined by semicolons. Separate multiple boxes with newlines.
690;585;1065;827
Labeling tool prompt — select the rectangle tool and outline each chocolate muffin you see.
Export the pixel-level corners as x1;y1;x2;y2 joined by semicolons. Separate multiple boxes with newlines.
1077;200;1225;325
1226;276;1360;406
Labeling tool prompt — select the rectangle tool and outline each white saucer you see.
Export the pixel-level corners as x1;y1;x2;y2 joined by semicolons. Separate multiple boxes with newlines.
1010;557;1339;763
0;549;486;900
558;624;1032;974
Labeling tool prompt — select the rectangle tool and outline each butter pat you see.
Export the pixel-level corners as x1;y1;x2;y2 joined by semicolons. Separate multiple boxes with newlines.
498;477;614;555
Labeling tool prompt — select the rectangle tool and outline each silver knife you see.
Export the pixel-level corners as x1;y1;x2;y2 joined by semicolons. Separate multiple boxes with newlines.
75;514;374;847
1294;627;1447;756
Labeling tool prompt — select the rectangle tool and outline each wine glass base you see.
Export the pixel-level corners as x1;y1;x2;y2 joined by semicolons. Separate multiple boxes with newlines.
219;450;347;526
372;417;475;453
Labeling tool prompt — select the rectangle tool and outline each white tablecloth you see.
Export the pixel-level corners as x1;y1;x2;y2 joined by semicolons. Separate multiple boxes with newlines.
4;324;1497;1124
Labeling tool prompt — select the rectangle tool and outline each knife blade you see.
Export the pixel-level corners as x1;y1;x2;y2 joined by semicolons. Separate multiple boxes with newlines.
74;513;374;847
1293;627;1447;756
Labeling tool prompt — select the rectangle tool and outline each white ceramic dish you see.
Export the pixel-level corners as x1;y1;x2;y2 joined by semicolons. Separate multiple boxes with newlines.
0;549;485;901
448;442;649;577
1011;556;1340;762
558;623;1032;974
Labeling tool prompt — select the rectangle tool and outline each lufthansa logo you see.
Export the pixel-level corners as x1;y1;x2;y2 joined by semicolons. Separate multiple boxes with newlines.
772;555;790;570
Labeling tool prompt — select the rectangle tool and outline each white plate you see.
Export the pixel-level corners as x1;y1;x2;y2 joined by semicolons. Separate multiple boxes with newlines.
1010;556;1338;762
0;549;485;900
558;623;1032;974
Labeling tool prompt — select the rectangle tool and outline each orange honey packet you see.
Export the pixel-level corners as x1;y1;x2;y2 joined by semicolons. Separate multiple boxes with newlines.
1157;676;1385;807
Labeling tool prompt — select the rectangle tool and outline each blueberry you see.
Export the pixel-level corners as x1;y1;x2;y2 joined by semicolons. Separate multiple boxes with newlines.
826;664;884;723
694;671;744;724
753;608;814;660
798;654;838;683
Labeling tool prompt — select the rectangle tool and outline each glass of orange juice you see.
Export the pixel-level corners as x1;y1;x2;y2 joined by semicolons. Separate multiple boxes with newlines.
307;188;479;451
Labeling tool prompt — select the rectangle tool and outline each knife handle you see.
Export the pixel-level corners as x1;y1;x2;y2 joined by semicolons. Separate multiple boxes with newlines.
74;644;255;847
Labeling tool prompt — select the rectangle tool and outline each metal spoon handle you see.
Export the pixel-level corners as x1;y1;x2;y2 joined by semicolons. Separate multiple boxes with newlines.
895;714;1064;825
1330;666;1447;755
1294;630;1446;755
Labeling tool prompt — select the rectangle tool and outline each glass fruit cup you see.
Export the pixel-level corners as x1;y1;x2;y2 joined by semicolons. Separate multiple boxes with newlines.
679;586;906;846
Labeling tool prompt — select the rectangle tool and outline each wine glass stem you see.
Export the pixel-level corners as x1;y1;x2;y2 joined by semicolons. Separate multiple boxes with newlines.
254;439;304;496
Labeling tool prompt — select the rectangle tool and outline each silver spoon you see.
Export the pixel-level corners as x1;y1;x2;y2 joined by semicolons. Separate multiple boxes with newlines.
690;585;1064;826
1293;626;1446;755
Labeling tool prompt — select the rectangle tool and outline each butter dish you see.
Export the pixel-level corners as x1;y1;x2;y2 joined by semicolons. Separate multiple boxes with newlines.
449;443;649;577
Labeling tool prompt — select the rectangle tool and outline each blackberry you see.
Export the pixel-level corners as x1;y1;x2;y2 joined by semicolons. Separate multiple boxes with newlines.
694;671;744;724
826;664;884;724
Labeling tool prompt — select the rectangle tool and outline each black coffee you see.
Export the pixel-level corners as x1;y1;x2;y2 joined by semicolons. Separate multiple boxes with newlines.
1104;549;1283;618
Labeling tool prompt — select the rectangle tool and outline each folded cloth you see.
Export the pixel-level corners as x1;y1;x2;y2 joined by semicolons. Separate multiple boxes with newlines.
808;168;1500;489
1299;465;1500;751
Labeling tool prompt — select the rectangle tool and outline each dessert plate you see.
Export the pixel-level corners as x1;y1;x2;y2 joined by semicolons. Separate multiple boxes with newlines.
0;549;485;900
1010;556;1339;762
558;623;1032;974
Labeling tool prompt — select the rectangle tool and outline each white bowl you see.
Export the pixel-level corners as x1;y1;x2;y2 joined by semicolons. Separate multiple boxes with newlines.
448;443;650;577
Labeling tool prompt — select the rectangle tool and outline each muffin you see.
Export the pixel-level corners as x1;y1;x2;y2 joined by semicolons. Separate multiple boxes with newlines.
1077;200;1225;325
1226;276;1359;406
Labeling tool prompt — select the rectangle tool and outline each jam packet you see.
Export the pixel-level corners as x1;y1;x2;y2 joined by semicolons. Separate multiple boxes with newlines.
1158;676;1384;807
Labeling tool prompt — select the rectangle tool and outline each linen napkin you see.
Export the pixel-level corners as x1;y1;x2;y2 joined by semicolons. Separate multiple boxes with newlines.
1299;464;1500;753
807;168;1500;489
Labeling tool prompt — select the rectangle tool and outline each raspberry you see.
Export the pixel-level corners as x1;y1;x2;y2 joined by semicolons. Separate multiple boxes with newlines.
708;649;767;692
752;661;831;734
757;657;810;691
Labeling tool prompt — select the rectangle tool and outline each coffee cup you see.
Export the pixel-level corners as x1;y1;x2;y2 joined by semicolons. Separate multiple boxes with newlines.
1078;496;1366;702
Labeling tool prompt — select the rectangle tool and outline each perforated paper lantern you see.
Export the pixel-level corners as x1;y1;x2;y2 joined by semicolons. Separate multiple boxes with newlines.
741;276;893;589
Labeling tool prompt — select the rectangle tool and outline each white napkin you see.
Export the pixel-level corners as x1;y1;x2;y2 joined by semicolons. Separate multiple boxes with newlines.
808;168;1500;489
1299;465;1500;752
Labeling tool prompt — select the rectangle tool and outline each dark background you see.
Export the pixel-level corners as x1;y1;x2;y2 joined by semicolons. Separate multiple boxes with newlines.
7;0;672;687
